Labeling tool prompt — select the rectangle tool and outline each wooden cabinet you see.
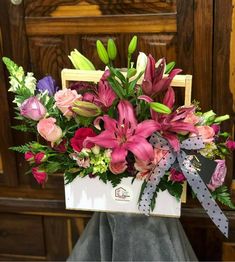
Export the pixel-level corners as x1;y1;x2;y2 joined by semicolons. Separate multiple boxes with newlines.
0;0;234;260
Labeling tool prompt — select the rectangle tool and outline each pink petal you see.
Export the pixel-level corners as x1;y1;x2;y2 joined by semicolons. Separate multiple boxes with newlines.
163;132;180;152
169;68;182;79
142;80;153;96
170;122;198;134
138;95;153;103
126;136;154;161
163;87;175;109
94;115;117;131
84;130;118;148
144;54;155;81
135;120;160;138
118;100;137;127
154;58;166;83
171;106;195;122
111;147;128;163
152;69;182;94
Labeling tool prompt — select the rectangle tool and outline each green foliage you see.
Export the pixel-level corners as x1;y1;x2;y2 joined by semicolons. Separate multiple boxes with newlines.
64;170;80;184
76;115;94;127
212;185;235;209
158;175;183;201
12;124;35;133
9;142;37;153
99;171;130;187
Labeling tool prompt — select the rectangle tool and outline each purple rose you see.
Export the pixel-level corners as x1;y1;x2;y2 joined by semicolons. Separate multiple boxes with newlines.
37;76;59;96
20;97;46;121
207;160;227;191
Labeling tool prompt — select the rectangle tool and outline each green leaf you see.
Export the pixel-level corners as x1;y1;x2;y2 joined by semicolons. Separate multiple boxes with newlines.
64;171;78;184
108;77;125;99
138;180;147;203
127;71;144;95
212;185;235;209
165;61;175;74
109;67;126;83
76;115;94;127
12;124;35;132
159;176;183;201
9;142;37;153
41;161;61;173
150;191;159;212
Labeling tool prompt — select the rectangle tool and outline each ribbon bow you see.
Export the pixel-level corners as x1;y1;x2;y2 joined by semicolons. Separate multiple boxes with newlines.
139;133;229;237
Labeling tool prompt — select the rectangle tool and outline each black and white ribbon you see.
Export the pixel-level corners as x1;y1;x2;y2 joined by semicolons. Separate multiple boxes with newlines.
138;133;229;237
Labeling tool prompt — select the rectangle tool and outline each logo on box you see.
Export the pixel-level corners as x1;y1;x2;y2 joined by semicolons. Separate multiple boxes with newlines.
113;185;132;202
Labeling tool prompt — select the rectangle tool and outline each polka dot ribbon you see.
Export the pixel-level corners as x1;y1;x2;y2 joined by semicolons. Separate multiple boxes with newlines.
138;133;229;238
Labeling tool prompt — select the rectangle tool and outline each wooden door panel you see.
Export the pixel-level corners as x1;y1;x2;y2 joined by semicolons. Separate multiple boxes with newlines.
24;0;177;17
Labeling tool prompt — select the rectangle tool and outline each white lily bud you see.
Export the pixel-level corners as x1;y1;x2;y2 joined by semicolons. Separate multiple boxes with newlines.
136;52;147;74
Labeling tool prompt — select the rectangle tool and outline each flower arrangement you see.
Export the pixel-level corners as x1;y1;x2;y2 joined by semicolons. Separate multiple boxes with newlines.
2;36;235;237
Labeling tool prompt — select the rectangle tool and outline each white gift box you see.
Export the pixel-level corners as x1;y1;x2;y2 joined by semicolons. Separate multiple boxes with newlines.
65;176;181;217
61;69;192;217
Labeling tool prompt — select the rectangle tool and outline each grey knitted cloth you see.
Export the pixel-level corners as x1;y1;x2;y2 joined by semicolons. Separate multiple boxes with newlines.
67;212;197;261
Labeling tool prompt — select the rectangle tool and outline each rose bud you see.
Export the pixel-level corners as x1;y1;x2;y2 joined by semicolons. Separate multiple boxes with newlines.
226;140;235;150
37;117;62;143
20;97;46;121
72;101;101;117
34;152;46;164
32;167;47;184
24;151;35;162
169;168;186;183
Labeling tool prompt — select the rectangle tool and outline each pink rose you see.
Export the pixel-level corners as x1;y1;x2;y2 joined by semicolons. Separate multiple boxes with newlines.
32;167;47;184
54;89;81;118
109;161;127;174
226;140;235;150
190;126;215;143
35;152;46;164
183;112;201;125
207;160;227;191
169;168;186;183
24;151;34;162
20;97;46;121
37;117;62;142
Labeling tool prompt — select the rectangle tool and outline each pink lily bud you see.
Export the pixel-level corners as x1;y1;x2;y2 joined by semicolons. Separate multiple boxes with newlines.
72;101;101;117
20;97;46;121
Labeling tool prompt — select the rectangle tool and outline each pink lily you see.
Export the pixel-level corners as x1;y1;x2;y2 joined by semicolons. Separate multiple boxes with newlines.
142;55;182;97
83;70;116;111
84;100;160;165
139;88;198;151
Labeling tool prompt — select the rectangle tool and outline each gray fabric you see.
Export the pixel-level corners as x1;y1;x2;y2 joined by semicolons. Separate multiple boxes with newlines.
67;212;198;262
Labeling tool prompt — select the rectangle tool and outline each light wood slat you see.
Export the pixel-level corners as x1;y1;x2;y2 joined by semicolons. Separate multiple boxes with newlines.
61;69;192;106
25;14;176;35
